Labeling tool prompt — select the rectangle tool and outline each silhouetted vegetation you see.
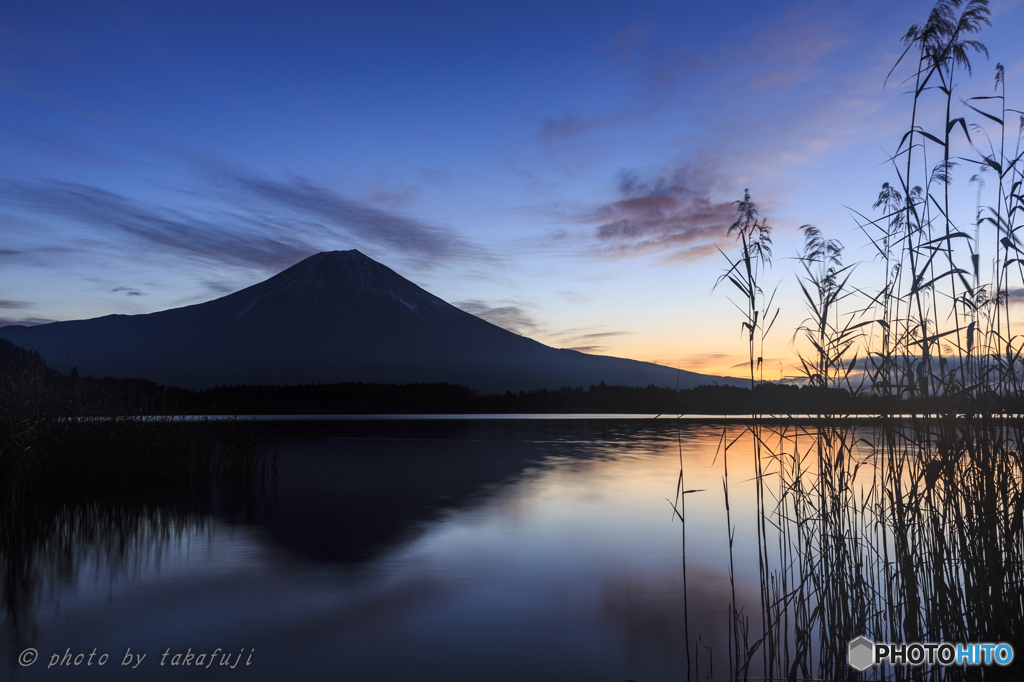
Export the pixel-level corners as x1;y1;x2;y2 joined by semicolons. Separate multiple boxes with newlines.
10;340;1022;417
0;339;273;501
1;340;275;668
680;2;1024;680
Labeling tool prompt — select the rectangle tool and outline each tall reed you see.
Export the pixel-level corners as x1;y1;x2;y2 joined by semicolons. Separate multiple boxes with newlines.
709;2;1023;680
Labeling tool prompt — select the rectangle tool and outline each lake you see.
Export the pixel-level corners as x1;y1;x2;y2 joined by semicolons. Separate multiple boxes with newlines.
0;417;885;680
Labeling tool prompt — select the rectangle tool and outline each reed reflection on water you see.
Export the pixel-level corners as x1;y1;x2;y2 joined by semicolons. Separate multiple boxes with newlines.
1;418;1018;681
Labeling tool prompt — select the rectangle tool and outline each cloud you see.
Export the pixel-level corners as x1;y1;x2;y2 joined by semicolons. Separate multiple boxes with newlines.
682;352;733;368
0;299;33;309
0;179;318;272
0;316;55;328
455;300;540;336
109;286;145;296
0;169;491;276
369;185;420;209
201;280;235;295
574;331;629;340
584;165;738;262
540;113;623;142
223;173;487;266
454;300;632;354
1006;288;1024;309
548;328;631;354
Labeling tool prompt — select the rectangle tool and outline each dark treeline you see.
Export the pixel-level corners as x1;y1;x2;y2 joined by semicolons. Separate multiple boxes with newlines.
172;379;1024;415
0;339;272;499
7;340;1020;415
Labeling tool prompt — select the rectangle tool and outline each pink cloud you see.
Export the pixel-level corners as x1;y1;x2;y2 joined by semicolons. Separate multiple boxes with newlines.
584;165;740;262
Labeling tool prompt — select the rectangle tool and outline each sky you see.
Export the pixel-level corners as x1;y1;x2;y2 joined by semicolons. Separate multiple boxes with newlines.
2;0;1023;380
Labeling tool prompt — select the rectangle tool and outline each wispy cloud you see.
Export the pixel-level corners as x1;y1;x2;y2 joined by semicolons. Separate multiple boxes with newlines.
201;280;235;295
0;299;33;309
454;299;632;354
109;286;145;296
546;328;631;354
0;179;317;271
0;316;55;328
1007;287;1024;306
0;173;490;274
584;165;736;262
540;112;625;142
223;172;488;266
369;185;421;209
455;300;540;336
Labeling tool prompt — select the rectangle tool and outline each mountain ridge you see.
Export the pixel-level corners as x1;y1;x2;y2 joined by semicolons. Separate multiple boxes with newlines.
0;250;746;393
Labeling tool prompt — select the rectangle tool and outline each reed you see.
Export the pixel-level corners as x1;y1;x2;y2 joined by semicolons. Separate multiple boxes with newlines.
0;340;274;504
0;341;275;667
708;2;1023;679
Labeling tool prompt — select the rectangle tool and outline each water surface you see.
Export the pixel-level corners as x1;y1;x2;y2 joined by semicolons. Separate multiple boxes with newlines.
4;418;774;681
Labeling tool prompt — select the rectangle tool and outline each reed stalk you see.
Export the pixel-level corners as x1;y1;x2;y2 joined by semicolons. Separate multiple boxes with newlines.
707;3;1023;680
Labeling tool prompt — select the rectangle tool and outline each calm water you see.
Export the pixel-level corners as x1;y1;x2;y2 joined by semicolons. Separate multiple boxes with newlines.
3;419;779;681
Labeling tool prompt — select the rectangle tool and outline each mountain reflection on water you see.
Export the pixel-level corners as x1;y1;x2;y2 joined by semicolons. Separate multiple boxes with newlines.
2;419;760;681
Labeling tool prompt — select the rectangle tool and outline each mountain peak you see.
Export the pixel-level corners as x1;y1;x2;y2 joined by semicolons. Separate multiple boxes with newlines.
290;249;373;273
228;248;453;321
306;249;367;261
0;250;748;392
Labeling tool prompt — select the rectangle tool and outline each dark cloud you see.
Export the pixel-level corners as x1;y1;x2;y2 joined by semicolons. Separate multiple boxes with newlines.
0;179;316;271
0;173;489;275
587;166;737;262
201;280;235;295
224;173;486;265
451;295;642;358
369;185;420;209
0;250;22;256
549;328;631;354
0;316;55;327
455;300;539;336
109;286;145;296
0;299;32;309
454;301;631;354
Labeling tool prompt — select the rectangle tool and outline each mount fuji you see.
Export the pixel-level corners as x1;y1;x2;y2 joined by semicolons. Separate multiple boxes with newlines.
0;250;745;393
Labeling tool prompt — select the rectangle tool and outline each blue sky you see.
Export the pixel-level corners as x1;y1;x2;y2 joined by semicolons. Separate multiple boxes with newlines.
3;0;1023;378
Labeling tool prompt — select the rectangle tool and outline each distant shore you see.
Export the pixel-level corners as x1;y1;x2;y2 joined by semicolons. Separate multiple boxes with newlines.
5;339;1019;418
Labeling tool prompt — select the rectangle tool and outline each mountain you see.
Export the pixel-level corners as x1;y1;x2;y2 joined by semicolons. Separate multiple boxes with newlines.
0;250;746;393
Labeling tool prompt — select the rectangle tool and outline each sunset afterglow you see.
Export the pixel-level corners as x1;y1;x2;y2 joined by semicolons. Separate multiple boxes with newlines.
3;0;1023;381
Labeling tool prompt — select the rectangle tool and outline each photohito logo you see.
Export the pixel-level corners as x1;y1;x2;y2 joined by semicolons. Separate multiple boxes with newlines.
848;636;1014;670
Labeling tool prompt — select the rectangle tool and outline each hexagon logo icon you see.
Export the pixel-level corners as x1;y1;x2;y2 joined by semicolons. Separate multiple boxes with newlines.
848;636;876;671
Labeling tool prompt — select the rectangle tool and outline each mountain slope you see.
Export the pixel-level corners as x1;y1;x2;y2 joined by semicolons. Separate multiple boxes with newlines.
0;251;745;393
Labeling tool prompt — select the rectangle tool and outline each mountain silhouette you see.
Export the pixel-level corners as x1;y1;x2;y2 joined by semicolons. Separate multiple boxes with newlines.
0;250;745;393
